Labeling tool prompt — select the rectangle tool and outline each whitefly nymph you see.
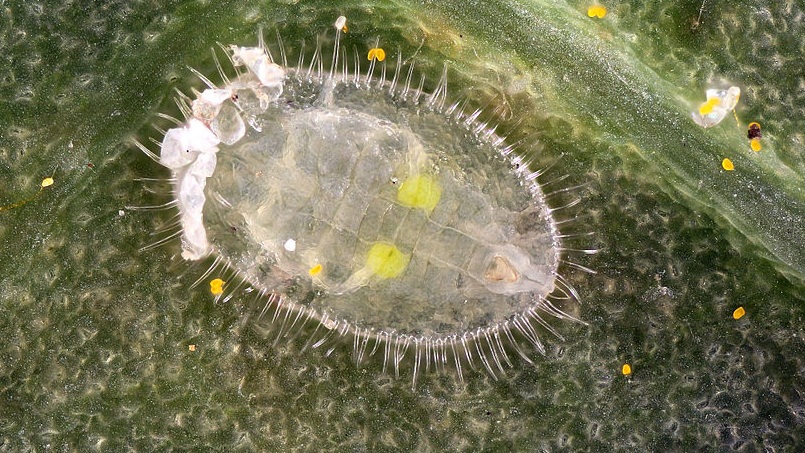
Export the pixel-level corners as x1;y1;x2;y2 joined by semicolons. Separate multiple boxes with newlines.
133;16;594;386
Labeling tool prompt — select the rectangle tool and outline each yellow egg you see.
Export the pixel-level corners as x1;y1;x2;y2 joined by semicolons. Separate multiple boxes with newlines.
308;263;323;276
210;278;225;295
587;5;607;18
367;48;386;62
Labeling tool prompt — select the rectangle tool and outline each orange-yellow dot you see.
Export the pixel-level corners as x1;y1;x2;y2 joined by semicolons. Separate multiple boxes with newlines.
367;48;386;62
308;263;323;276
210;278;225;295
721;158;734;171
41;177;54;188
750;138;762;152
587;5;607;18
188;344;196;352
622;363;632;376
733;306;746;320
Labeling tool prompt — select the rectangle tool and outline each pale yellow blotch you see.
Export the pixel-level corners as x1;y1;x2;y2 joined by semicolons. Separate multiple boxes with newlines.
188;344;196;352
587;4;607;18
308;263;323;276
733;306;746;320
366;242;409;279
622;363;632;376
41;177;54;188
367;48;386;62
397;174;442;213
210;278;225;296
721;158;735;171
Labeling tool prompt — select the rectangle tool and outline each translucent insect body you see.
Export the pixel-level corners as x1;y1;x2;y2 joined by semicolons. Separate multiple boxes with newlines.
135;16;589;385
691;86;740;128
